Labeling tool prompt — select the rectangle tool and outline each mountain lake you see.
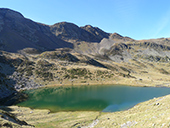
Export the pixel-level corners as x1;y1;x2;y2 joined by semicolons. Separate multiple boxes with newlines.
18;85;170;112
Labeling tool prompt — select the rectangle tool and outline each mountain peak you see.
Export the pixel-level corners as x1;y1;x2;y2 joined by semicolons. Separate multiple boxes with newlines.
81;25;110;41
50;22;82;40
83;25;93;28
0;8;24;19
109;33;134;41
51;22;110;42
53;21;77;26
110;33;123;39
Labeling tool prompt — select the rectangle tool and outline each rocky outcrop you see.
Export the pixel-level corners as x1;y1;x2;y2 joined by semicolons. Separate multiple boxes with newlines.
0;53;43;101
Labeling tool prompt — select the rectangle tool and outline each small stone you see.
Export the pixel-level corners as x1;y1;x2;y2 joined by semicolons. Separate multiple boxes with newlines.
162;123;165;127
152;123;155;126
155;103;159;105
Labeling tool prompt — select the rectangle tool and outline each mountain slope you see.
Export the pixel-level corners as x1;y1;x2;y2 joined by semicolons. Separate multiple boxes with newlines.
50;22;110;43
0;8;73;52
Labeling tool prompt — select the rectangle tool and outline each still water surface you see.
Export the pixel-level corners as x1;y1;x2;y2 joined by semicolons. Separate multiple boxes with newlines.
18;85;170;112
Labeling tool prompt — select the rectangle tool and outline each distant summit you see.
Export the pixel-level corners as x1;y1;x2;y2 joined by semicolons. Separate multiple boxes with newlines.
81;25;110;42
50;22;91;41
110;33;134;41
50;22;110;42
110;33;124;39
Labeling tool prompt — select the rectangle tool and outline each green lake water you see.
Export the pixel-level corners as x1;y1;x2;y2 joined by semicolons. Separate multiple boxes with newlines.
18;85;170;112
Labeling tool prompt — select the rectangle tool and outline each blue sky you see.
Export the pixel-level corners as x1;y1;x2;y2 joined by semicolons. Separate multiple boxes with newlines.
1;0;170;40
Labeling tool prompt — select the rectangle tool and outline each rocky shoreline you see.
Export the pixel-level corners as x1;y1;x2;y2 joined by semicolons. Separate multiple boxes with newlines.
0;71;44;105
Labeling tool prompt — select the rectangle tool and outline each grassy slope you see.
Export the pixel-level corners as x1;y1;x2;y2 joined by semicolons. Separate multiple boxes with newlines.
1;43;170;127
24;51;170;88
96;94;170;128
0;106;99;128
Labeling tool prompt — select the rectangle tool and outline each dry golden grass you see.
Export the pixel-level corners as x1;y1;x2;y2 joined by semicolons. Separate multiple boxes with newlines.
0;106;99;128
94;94;170;128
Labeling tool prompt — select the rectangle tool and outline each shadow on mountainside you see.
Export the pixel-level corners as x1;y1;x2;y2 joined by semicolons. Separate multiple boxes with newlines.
0;106;34;127
0;53;28;106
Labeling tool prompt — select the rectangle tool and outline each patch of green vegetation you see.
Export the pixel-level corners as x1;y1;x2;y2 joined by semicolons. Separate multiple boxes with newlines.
67;68;88;77
119;73;135;78
61;67;66;70
35;70;53;81
64;68;93;80
53;67;58;70
37;60;52;67
63;74;70;79
96;70;108;76
105;74;114;78
84;75;90;79
40;52;79;62
35;60;55;73
70;75;78;79
81;81;87;83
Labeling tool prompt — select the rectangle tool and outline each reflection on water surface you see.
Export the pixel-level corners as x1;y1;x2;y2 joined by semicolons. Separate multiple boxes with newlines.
18;85;170;112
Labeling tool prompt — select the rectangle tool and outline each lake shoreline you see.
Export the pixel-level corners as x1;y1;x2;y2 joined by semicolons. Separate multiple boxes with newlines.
15;79;170;94
1;78;169;107
43;80;170;89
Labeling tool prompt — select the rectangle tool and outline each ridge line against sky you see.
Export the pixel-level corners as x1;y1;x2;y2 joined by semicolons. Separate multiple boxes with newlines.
1;0;170;40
